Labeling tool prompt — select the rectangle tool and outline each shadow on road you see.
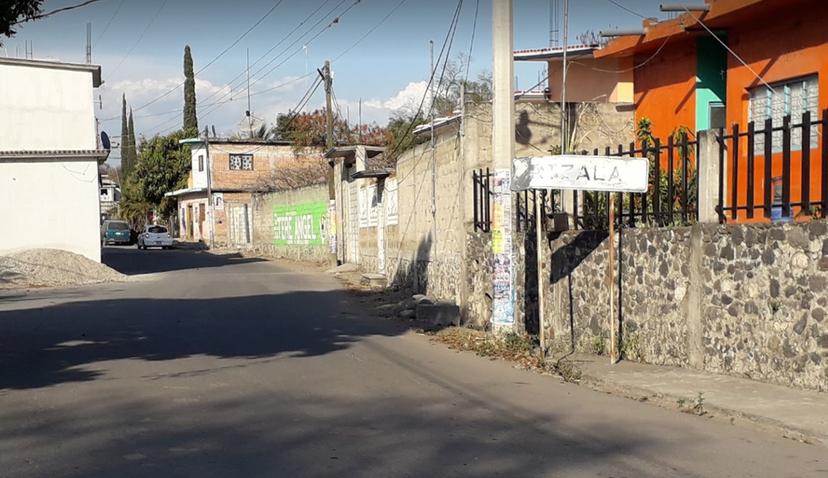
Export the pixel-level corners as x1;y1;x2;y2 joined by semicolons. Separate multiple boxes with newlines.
0;290;406;391
102;247;266;276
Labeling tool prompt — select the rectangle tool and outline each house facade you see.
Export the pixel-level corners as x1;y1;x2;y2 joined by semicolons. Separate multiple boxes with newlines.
514;44;634;104
596;0;828;221
166;138;322;246
0;57;107;261
99;175;121;221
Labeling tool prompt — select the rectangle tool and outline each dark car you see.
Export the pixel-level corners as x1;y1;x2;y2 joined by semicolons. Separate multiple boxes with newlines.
102;220;133;245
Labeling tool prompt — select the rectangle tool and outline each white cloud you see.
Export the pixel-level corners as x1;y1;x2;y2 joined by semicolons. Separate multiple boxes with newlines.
363;81;428;112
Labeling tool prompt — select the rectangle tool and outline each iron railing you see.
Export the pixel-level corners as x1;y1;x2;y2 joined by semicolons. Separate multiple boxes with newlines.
717;110;827;221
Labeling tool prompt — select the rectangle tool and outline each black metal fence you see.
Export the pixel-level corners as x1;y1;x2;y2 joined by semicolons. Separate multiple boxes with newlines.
472;168;492;232
512;134;699;232
717;110;827;221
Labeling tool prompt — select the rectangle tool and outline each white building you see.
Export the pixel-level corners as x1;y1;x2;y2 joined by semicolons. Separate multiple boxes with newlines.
99;175;121;220
0;57;108;262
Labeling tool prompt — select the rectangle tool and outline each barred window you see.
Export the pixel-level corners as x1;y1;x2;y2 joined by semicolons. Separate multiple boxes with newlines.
749;75;818;152
229;153;254;170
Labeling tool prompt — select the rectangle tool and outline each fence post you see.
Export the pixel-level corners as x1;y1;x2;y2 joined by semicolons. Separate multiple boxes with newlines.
697;129;721;223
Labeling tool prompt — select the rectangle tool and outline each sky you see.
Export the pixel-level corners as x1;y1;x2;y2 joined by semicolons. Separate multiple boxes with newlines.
7;0;674;165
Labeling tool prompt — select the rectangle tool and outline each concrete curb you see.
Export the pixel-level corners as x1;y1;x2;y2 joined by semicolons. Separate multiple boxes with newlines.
577;368;828;448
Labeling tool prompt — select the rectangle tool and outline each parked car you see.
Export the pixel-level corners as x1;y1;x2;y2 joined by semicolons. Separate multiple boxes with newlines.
101;220;133;245
138;225;174;250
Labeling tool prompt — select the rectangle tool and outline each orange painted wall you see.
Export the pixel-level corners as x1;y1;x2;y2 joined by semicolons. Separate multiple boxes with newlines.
633;40;697;142
547;57;633;103
725;1;828;221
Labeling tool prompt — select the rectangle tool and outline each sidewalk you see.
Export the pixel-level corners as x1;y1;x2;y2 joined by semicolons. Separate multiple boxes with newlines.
570;354;828;447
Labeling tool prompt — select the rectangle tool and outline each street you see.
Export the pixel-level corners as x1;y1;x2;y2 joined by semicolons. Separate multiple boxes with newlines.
0;248;825;477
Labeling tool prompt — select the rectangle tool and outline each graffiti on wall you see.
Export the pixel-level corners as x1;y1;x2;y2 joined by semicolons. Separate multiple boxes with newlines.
273;201;328;246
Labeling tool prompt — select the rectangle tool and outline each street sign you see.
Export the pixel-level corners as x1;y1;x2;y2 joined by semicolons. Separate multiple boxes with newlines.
511;155;650;193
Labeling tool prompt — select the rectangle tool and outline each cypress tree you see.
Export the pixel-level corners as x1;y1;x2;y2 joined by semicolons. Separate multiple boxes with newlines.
183;45;198;132
120;94;129;177
127;108;137;176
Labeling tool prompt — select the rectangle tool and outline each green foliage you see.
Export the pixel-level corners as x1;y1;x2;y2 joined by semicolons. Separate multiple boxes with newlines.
118;129;192;226
126;108;137;177
120;95;131;178
0;0;42;43
183;45;198;132
385;113;427;161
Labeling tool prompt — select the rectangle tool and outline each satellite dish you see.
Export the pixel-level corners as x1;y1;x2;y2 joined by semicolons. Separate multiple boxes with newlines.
101;131;111;150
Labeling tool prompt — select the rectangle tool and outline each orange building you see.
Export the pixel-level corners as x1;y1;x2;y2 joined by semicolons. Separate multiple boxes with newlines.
597;0;828;221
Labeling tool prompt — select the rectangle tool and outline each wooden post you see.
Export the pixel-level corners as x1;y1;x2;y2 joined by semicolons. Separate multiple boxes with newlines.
535;191;546;357
608;193;616;364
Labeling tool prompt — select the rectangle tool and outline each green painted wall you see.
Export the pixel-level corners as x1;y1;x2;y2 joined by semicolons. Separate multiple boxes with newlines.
272;201;328;246
695;35;728;132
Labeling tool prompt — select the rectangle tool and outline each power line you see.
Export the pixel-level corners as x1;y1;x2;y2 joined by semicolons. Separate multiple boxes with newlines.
109;0;169;78
12;0;104;24
195;0;337;108
384;0;464;168
463;0;480;84
332;0;408;62
605;0;646;19
95;0;126;43
131;0;287;113
190;0;362;130
189;0;352;125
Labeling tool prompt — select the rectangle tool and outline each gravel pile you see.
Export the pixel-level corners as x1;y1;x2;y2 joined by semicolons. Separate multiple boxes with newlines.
0;249;126;290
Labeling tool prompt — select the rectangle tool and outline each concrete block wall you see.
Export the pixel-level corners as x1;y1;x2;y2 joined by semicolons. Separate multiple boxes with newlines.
250;184;331;264
537;221;828;392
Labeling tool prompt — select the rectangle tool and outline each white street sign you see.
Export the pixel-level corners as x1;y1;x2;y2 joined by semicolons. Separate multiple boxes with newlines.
511;155;650;193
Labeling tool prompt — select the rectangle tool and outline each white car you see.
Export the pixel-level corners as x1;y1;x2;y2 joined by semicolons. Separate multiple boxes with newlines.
137;225;174;250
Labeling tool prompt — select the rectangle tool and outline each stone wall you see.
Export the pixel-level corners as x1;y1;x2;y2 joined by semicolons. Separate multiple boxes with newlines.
539;221;828;391
250;184;331;264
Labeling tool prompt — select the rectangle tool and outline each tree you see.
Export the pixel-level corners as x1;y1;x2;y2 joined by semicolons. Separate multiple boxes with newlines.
120;95;131;178
117;129;192;226
124;108;137;178
183;45;198;132
0;0;42;45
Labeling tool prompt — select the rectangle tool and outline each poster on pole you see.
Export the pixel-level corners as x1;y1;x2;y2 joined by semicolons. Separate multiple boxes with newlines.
492;168;515;326
511;155;649;193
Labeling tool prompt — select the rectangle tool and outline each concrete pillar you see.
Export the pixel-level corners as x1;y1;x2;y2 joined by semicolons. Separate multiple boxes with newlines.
355;145;366;173
697;129;721;223
685;224;705;370
491;0;516;330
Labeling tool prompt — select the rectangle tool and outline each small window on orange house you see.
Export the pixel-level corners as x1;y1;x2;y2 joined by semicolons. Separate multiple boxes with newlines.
748;75;818;152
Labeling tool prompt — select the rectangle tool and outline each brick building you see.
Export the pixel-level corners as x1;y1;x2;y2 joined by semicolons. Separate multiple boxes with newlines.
166;138;322;246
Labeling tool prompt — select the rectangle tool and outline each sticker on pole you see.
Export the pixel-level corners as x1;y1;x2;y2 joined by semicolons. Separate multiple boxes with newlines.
511;155;650;193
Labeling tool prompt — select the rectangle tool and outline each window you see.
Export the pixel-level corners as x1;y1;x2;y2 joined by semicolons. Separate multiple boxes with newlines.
229;153;254;170
709;102;726;130
198;155;204;172
100;188;109;197
749;75;818;152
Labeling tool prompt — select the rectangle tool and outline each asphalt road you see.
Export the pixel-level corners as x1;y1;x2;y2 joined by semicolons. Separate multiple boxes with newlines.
0;247;826;477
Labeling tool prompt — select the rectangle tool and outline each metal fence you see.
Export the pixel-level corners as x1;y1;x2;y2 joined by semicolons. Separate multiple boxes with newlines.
717;110;827;221
472;168;492;232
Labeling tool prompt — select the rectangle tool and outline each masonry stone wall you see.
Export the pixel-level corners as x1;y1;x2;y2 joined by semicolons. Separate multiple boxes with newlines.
538;221;828;391
250;184;331;264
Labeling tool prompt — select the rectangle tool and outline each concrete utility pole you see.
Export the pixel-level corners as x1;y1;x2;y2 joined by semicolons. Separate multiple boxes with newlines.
560;0;569;152
321;60;338;265
323;60;334;150
491;0;516;330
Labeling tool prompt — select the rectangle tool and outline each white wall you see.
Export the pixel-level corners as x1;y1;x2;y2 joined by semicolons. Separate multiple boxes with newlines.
0;64;97;150
191;144;208;189
0;159;102;262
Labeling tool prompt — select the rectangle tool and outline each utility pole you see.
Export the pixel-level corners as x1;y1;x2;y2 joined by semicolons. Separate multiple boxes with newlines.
323;60;334;150
204;137;216;248
491;0;516;331
560;0;569;153
430;40;436;218
321;60;337;266
246;48;252;138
